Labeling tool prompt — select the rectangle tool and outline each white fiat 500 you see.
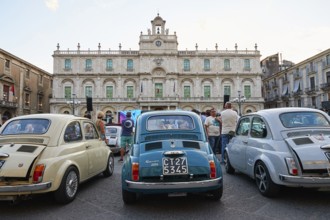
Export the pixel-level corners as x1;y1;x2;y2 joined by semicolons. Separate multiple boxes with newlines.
225;107;330;197
0;114;114;204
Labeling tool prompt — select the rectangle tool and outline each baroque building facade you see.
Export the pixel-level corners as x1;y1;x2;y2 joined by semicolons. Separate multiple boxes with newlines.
0;49;53;119
51;15;263;122
262;49;330;109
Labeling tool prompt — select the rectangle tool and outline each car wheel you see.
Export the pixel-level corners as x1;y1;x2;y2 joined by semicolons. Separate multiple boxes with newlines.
103;154;114;177
122;189;137;204
224;151;235;174
254;161;280;197
209;186;223;201
54;166;79;204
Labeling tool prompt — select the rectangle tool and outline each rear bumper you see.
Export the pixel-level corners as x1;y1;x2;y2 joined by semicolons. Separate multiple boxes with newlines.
279;174;330;186
125;177;222;190
0;182;52;193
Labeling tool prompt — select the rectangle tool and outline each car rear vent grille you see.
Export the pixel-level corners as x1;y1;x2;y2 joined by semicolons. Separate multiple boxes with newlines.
302;169;330;177
141;174;209;182
182;141;200;149
287;130;330;138
17;145;38;153
144;134;198;142
0;138;44;144
145;142;162;151
293;138;313;145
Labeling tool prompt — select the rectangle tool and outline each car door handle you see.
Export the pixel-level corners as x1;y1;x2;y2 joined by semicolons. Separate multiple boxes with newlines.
242;141;248;144
86;145;91;149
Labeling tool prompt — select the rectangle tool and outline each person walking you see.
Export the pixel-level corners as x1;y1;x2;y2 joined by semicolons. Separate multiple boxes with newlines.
204;109;221;154
220;102;238;163
118;111;134;162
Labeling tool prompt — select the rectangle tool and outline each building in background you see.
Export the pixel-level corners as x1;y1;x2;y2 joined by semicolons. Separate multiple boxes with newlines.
51;14;264;122
0;49;53;119
262;49;330;109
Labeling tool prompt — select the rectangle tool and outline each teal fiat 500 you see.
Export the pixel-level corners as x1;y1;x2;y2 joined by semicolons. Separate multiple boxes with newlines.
121;110;223;204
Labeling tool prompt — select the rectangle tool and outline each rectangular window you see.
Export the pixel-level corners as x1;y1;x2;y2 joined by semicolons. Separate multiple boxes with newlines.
204;85;211;98
127;59;133;71
25;93;30;107
310;77;315;89
327;55;330;66
39;75;43;85
184;86;191;98
5;59;10;69
64;86;72;99
244;85;251;99
224;59;231;70
85;86;92;97
65;59;71;70
127;86;134;98
224;86;231;96
106;59;113;70
244;59;251;70
26;69;30;79
184;59;190;71
204;59;210;71
106;86;113;98
85;59;92;70
312;97;316;107
38;96;43;111
155;83;163;98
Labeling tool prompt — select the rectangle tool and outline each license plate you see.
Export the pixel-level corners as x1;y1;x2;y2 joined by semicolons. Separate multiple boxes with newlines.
0;160;5;169
162;157;188;175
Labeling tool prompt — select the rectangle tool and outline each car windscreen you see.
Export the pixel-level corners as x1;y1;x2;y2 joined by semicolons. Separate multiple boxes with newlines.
146;115;194;131
106;127;118;135
280;112;330;128
1;119;50;135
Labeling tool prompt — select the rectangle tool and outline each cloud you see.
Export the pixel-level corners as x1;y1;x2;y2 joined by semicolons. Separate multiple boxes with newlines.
45;0;59;11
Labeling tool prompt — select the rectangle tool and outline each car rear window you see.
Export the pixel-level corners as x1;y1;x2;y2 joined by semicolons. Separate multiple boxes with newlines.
1;119;50;135
106;127;118;134
280;112;330;128
146;115;194;131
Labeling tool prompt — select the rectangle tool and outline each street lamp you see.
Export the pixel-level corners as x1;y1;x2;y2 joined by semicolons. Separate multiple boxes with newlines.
66;93;81;115
232;90;246;116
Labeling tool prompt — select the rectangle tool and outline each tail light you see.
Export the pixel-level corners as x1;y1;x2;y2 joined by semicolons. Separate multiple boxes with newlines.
209;160;216;179
285;157;298;176
33;164;46;183
132;163;139;181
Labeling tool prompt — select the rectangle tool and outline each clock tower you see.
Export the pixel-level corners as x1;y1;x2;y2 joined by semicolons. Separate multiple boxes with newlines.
139;14;178;54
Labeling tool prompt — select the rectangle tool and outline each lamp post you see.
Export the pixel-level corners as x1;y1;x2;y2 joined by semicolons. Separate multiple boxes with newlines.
66;94;81;115
233;90;246;116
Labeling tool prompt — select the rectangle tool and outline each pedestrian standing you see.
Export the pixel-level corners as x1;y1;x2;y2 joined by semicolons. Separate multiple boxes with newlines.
204;109;221;154
119;111;134;162
220;102;238;163
96;111;106;141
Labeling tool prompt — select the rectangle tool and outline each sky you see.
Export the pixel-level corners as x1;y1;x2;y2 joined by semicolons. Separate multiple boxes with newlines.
1;0;330;73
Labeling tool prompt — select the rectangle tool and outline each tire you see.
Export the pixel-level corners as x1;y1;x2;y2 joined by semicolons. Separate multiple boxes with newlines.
209;186;223;201
54;166;79;204
103;154;114;177
224;151;235;174
254;161;280;197
122;189;137;204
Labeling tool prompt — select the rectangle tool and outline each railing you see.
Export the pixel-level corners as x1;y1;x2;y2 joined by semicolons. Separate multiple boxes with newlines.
54;49;260;56
304;86;318;94
0;100;18;108
320;82;330;90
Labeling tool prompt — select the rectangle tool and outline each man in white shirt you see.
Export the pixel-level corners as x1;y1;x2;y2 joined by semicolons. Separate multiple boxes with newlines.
220;102;238;163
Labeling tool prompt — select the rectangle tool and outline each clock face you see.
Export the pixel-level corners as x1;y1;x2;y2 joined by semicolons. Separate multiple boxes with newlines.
155;41;162;47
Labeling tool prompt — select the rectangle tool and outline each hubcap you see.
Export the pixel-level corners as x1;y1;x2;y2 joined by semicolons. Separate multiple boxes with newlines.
66;171;78;198
108;156;114;173
255;164;268;192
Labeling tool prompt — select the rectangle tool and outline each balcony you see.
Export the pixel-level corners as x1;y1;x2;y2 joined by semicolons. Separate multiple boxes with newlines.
281;94;290;100
272;83;278;89
294;73;301;79
0;99;18;108
320;82;330;91
304;86;318;95
293;90;303;97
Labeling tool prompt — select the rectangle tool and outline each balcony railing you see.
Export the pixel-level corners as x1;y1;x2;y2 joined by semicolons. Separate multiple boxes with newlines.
0;100;18;108
304;86;318;94
320;82;330;90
